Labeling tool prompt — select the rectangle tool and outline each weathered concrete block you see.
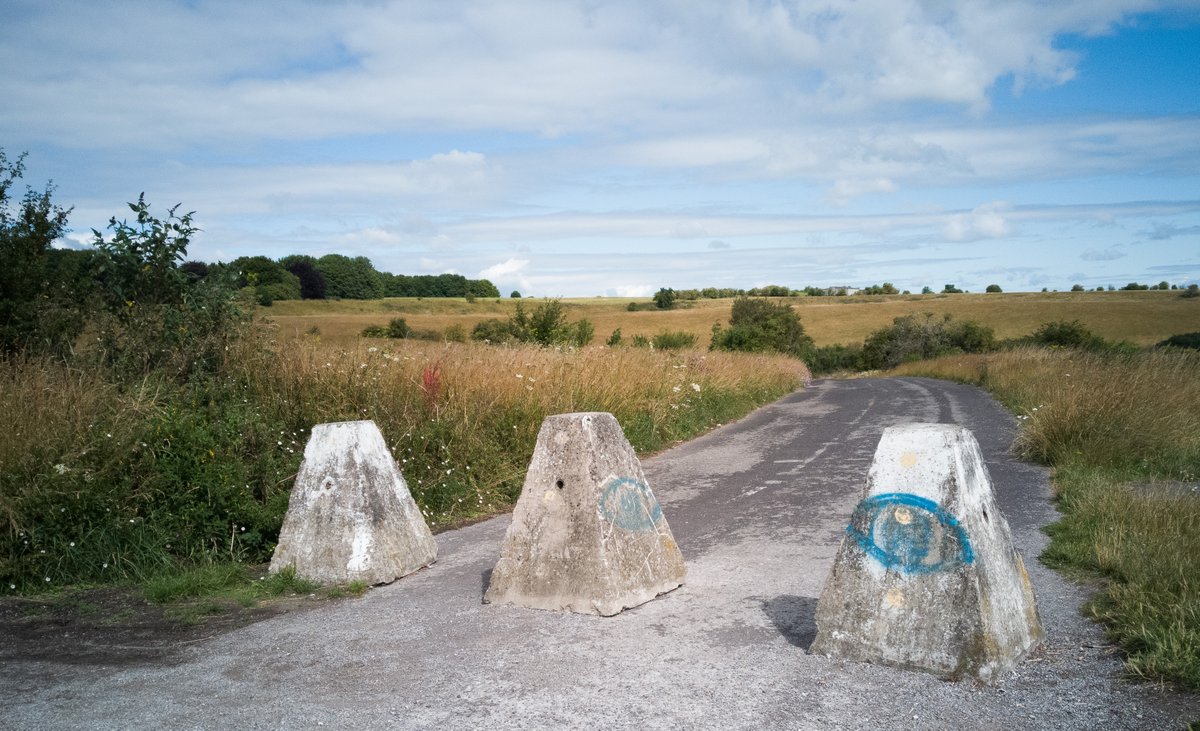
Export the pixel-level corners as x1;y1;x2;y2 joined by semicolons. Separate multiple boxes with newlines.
269;420;437;585
812;423;1043;682
485;412;686;616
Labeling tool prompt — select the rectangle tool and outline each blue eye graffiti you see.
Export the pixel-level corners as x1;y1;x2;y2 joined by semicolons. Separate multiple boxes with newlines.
598;477;663;532
846;492;974;575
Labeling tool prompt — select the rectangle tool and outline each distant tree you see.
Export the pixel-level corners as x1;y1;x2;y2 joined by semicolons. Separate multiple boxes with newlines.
1120;282;1150;291
1156;280;1171;290
653;287;677;309
942;284;963;294
985;284;1002;293
1070;284;1084;292
921;286;933;294
282;257;327;299
315;254;383;299
510;290;521;298
861;282;899;295
231;255;300;304
1182;284;1200;299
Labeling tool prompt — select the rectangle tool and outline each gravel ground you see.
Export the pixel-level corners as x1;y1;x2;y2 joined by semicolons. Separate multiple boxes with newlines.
2;377;1197;730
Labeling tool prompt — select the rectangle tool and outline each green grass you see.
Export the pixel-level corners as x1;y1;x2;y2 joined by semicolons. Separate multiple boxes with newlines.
893;347;1200;689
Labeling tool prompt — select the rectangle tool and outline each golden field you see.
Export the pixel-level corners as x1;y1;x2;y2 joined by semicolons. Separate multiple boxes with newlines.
264;290;1200;348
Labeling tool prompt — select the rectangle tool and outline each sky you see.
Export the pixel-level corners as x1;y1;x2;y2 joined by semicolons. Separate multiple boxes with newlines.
2;1;1199;297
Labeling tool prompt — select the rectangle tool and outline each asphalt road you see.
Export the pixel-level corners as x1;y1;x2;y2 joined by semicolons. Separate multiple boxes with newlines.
5;377;1199;730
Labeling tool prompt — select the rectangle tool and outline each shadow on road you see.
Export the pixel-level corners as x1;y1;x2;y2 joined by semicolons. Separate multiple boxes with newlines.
761;595;818;650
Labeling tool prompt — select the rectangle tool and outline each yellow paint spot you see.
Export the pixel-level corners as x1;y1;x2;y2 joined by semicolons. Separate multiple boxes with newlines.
899;451;918;468
893;506;913;525
885;588;905;608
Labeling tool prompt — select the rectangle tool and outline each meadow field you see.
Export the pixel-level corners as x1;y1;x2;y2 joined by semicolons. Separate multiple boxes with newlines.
265;289;1200;348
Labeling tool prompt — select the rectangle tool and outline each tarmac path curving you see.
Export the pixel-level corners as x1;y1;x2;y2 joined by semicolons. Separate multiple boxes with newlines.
5;377;1199;729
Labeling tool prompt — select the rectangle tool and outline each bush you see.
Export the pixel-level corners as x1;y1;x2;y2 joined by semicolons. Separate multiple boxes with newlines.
861;313;994;370
651;331;697;350
91;196;248;380
1029;320;1108;350
1158;332;1200;350
0;149;82;357
653;288;677;309
472;300;592;348
1181;284;1199;299
606;328;622;346
387;317;411;339
444;324;467;343
806;343;865;374
630;334;651;348
710;297;813;357
471;318;518;344
985;284;1002;293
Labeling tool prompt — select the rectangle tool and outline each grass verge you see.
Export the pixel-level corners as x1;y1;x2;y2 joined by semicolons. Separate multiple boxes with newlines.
1;340;804;594
893;346;1200;689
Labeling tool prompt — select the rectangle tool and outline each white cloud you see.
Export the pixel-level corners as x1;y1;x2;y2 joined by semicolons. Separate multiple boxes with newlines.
943;202;1014;242
828;177;898;206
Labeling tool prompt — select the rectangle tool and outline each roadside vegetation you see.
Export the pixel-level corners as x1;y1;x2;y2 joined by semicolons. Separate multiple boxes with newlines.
893;345;1200;689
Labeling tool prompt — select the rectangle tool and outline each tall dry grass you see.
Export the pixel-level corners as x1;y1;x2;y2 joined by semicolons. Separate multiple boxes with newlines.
894;346;1200;475
238;338;807;525
893;346;1200;688
2;338;803;590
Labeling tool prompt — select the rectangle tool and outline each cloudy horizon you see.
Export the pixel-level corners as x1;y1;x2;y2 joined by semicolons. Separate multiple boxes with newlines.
3;0;1198;296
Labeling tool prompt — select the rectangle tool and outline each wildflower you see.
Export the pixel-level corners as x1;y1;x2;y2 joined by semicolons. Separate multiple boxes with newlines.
54;464;68;475
516;374;524;379
69;542;75;547
691;383;701;392
45;577;51;582
672;386;681;393
102;563;108;569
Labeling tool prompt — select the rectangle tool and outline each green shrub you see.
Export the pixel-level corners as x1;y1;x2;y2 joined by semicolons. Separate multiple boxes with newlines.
471;318;518;344
861;313;994;370
807;343;865;374
653;288;677;309
630;334;651;348
444;324;467;343
606;328;622;346
1029;320;1109;350
651;331;697;350
387;317;411;339
0;149;82;358
710;297;813;357
1158;332;1200;350
1182;284;1200;299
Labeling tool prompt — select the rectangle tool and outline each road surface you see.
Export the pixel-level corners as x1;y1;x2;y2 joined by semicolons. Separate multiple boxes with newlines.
5;377;1198;730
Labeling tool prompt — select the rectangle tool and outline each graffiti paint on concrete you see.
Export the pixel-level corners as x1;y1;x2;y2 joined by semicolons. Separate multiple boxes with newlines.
847;492;974;574
598;477;664;532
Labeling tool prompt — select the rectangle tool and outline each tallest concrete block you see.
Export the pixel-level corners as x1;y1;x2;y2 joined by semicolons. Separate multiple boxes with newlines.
812;423;1044;682
485;412;686;616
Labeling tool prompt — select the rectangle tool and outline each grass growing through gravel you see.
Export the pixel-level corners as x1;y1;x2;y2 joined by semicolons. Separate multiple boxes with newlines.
893;346;1200;689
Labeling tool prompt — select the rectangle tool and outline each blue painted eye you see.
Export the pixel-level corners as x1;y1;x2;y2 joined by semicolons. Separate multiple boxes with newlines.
598;477;663;532
846;492;974;575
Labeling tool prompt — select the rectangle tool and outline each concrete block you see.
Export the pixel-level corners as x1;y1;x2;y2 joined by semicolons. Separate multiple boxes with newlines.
485;412;686;616
812;423;1043;682
269;420;437;585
